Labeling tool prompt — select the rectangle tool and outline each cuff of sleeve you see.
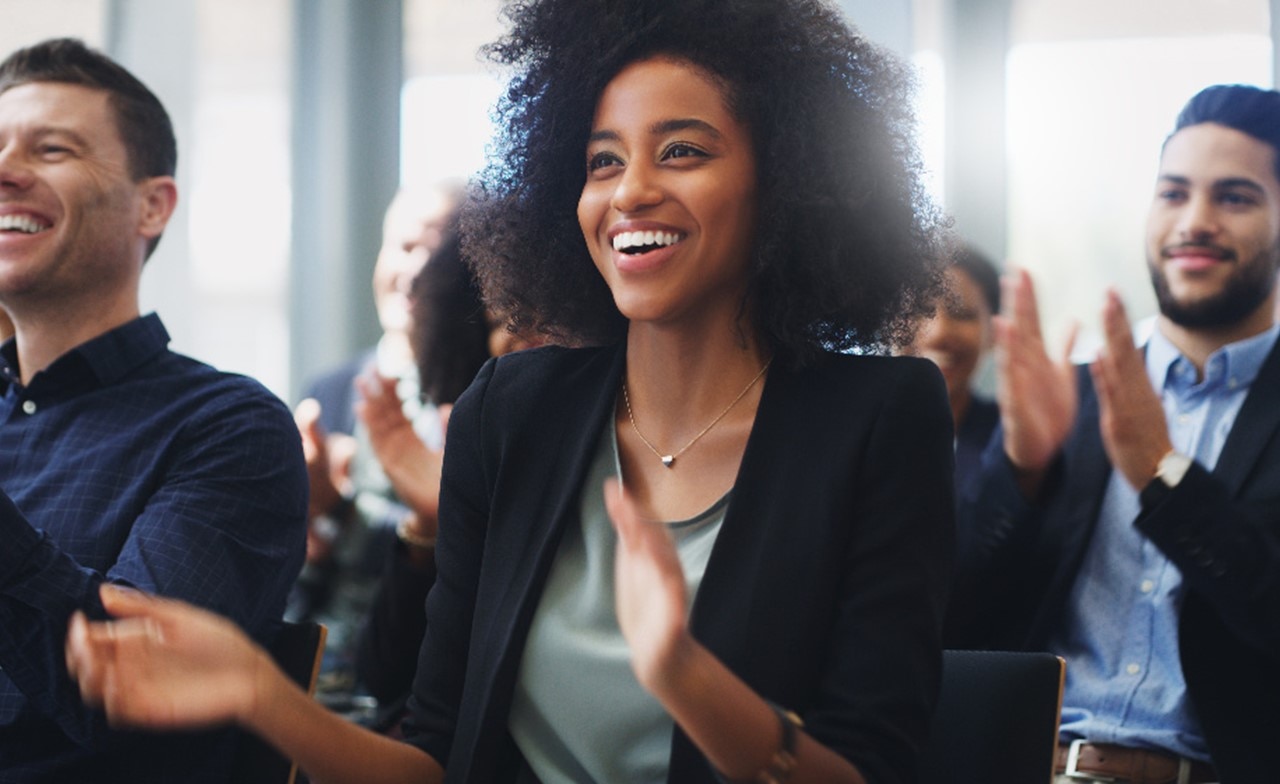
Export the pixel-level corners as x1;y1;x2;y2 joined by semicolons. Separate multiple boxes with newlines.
0;491;43;588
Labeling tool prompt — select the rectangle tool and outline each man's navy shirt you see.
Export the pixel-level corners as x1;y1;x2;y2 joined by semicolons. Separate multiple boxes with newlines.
0;314;307;782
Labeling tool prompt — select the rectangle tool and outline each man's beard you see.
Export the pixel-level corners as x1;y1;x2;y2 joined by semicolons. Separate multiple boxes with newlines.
1149;243;1280;329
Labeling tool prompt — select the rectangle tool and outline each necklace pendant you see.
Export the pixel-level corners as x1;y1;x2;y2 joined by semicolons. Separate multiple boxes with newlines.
661;455;675;468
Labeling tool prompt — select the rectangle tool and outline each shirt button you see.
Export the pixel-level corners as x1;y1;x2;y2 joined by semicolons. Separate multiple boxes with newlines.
21;400;36;415
1140;580;1155;593
1126;663;1141;675
1176;414;1190;425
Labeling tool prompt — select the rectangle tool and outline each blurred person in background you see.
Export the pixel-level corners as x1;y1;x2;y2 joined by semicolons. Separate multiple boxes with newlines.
291;183;463;707
903;243;1001;497
354;221;540;732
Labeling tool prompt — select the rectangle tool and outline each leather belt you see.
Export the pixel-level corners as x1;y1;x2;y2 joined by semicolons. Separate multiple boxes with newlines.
1056;741;1217;784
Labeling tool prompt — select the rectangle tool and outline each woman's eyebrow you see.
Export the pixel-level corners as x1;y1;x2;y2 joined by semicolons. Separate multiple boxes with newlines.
587;118;722;145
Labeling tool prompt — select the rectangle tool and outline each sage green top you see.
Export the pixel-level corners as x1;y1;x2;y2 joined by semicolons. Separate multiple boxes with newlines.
508;417;729;783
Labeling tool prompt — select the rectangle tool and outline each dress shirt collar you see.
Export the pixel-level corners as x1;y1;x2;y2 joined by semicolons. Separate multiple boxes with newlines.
1146;321;1280;395
0;313;170;395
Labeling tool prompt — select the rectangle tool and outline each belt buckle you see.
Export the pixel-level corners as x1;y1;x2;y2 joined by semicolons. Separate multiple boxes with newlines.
1063;740;1120;782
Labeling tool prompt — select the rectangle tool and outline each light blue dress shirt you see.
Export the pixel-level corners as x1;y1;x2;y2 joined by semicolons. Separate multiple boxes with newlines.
1051;323;1279;761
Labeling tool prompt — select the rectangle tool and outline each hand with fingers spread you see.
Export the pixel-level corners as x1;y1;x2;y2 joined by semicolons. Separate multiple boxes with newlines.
1090;290;1174;490
994;269;1080;495
295;398;344;522
604;479;693;692
65;584;273;731
355;373;449;541
294;398;357;562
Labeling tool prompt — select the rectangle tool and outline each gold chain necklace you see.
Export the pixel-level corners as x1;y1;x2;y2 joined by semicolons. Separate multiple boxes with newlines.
621;359;772;469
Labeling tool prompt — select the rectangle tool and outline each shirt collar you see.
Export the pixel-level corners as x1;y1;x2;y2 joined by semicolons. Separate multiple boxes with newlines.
0;313;170;394
1146;321;1280;393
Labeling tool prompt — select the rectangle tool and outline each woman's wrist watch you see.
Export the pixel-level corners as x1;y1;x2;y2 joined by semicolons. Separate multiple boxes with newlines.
713;702;804;784
755;702;803;783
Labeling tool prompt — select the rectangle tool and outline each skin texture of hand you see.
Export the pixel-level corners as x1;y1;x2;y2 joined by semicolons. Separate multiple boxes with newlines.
65;584;271;730
603;478;693;692
994;269;1080;496
354;373;448;539
295;398;347;520
603;480;864;783
294;398;358;563
1090;290;1174;490
68;585;446;784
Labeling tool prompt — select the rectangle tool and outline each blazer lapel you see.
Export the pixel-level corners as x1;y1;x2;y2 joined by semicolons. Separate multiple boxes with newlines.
1212;339;1280;495
467;345;627;773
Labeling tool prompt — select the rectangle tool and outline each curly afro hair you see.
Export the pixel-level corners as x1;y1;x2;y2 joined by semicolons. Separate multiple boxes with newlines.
461;0;949;364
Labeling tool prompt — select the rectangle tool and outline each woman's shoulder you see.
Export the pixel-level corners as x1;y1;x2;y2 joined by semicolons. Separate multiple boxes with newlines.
457;343;621;420
785;350;945;398
487;342;619;386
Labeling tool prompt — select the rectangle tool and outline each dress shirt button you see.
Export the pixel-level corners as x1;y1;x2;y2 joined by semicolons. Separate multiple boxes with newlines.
1126;663;1141;675
1140;579;1155;594
1176;414;1190;425
21;400;36;415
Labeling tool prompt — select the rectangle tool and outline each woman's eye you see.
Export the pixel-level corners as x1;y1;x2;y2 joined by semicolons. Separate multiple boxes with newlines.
662;143;706;161
587;152;622;172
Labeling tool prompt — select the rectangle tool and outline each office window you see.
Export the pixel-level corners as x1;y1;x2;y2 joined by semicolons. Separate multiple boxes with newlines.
183;0;292;395
0;0;105;53
1006;0;1271;350
402;0;504;188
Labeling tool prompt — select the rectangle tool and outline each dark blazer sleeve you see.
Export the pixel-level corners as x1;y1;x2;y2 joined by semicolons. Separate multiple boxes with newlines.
812;358;954;783
1138;459;1280;654
354;540;437;705
398;357;497;768
943;366;1090;650
677;355;955;784
808;356;952;784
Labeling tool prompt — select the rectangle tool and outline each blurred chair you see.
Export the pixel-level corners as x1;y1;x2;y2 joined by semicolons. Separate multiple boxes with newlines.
229;621;327;784
918;649;1065;784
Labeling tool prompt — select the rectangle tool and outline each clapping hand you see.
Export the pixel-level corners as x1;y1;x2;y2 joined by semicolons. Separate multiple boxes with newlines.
294;398;357;562
1090;290;1173;490
994;269;1080;496
66;585;270;730
604;479;693;692
355;372;449;537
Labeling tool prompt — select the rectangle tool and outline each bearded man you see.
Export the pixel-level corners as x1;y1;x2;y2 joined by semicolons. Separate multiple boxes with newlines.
948;84;1280;784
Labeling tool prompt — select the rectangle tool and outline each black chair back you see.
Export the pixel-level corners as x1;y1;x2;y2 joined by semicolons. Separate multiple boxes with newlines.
918;649;1065;784
228;621;327;784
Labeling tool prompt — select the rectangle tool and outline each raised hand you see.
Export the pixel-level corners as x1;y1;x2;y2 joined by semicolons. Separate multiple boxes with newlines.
1090;290;1173;490
295;398;342;521
994;269;1080;495
354;373;448;538
604;479;693;692
294;399;357;562
65;585;274;730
